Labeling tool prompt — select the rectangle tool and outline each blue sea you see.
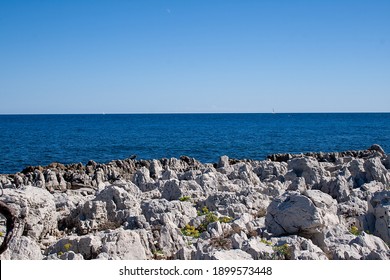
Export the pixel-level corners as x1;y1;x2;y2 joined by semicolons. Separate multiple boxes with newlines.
0;113;389;174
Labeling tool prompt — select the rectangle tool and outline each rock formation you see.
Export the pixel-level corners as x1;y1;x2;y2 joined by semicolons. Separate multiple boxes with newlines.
0;145;389;260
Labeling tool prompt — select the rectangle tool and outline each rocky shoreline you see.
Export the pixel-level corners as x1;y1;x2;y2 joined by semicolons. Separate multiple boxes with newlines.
0;145;389;260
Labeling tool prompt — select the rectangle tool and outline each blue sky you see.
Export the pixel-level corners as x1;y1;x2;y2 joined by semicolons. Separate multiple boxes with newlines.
0;0;389;114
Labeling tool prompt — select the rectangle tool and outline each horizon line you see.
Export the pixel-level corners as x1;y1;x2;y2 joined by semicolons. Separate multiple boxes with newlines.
0;111;390;116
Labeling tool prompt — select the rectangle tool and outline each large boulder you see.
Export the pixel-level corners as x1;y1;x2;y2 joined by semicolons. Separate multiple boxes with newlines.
265;190;338;237
68;185;141;234
0;186;58;242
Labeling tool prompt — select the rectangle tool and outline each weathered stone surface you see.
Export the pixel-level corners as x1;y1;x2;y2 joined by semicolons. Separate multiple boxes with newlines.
265;192;324;237
211;249;253;260
1;145;390;260
368;191;390;244
99;228;150;260
69;185;141;234
0;236;43;260
242;237;274;259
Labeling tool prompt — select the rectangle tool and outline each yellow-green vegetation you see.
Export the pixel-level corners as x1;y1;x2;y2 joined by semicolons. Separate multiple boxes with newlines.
260;239;273;246
205;212;218;224
57;251;64;256
350;226;361;236
218;216;233;223
63;243;72;252
0;231;4;237
152;250;166;260
197;212;219;232
197;206;210;216
181;224;200;238
179;196;191;202
273;244;290;259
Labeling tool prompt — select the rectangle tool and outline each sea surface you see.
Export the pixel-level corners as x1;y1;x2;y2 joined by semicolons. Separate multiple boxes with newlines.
0;113;389;174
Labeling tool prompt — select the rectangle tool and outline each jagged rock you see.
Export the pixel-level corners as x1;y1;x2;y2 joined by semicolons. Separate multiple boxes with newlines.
141;199;197;228
149;160;163;179
132;167;155;192
347;159;367;187
159;179;182;201
368;191;390;244
230;232;248;249
99;228;150;260
316;175;351;202
274;236;327;260
242;237;274;259
207;221;223;238
364;157;390;185
265;191;337;237
1;146;390;260
158;220;188;258
383;155;390;169
217;156;230;168
0;186;57;242
253;161;288;181
0;236;43;260
211;249;253;260
46;235;102;260
286;157;328;186
231;213;254;233
69;185;140;234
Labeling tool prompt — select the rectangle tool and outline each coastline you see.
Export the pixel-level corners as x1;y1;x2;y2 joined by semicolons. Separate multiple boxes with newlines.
0;145;389;260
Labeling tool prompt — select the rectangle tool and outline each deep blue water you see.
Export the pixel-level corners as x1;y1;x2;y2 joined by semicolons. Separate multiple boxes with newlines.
0;113;389;174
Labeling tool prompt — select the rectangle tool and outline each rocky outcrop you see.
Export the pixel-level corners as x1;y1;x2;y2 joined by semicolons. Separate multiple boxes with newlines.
0;145;389;260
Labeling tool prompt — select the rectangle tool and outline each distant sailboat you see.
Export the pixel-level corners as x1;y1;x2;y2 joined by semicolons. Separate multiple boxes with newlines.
272;108;275;114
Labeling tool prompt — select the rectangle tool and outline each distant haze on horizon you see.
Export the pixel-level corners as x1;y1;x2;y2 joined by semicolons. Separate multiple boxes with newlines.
0;0;389;114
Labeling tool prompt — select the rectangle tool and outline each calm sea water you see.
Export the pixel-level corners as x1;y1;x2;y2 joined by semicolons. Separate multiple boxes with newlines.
0;113;389;174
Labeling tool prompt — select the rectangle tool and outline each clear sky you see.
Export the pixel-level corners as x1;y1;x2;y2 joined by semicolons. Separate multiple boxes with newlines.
0;0;389;114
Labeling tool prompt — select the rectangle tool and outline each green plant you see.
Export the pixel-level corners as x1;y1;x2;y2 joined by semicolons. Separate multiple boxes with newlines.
57;251;64;256
181;224;200;238
260;239;273;246
205;212;218;224
197;206;210;216
63;243;72;252
152;250;165;259
218;216;233;223
197;212;219;232
350;226;361;236
0;232;4;237
179;196;191;202
273;244;290;259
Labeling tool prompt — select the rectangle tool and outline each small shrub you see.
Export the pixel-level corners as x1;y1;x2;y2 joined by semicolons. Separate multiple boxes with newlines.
179;196;191;202
63;243;72;252
181;224;200;238
218;216;233;223
273;244;290;259
205;213;218;224
350;226;361;236
197;212;219;232
152;250;165;260
197;206;210;216
261;239;273;246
